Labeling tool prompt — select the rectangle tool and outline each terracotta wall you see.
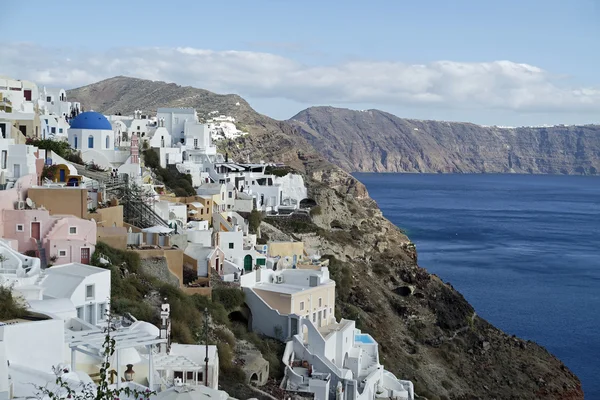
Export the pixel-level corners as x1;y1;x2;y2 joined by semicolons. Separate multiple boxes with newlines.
97;227;127;250
28;188;87;218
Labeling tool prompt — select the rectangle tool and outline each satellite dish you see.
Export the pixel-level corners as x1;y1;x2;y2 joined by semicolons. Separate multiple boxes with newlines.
26;198;33;208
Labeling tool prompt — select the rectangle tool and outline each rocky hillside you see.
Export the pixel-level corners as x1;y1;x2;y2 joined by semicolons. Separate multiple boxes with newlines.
290;106;600;174
68;77;583;399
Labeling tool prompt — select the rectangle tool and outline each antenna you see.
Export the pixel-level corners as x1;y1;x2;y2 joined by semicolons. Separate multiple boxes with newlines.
26;198;33;208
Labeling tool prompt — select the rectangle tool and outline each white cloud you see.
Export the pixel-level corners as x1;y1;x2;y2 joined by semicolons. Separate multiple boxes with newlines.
1;42;599;113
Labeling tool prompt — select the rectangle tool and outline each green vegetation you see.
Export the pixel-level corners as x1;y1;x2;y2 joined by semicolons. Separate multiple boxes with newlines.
26;138;83;164
212;287;245;311
321;255;353;301
142;149;195;196
247;209;263;234
0;286;27;320
309;205;322;216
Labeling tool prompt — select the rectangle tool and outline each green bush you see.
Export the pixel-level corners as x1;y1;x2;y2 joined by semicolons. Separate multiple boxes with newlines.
212;287;245;311
142;149;160;169
248;209;263;234
0;286;26;320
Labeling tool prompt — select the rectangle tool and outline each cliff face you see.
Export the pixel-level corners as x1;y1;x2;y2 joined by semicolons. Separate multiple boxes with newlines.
290;106;600;174
68;77;583;399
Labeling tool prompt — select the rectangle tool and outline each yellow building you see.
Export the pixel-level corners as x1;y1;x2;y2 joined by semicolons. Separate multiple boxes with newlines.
267;241;305;265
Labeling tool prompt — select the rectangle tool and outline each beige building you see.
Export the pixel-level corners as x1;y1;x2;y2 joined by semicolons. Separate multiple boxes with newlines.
242;266;336;332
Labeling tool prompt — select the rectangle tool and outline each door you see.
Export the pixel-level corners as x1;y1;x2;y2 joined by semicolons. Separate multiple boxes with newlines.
81;248;90;264
244;254;253;272
59;168;66;182
13;164;20;178
31;222;41;240
24;89;32;101
86;303;95;324
19;125;26;135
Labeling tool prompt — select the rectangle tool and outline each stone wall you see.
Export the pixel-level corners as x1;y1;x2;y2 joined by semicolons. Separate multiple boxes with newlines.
139;255;180;287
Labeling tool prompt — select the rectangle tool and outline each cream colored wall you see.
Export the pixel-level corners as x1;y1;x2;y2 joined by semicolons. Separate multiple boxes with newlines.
268;241;305;258
87;206;124;227
253;289;292;315
291;284;336;327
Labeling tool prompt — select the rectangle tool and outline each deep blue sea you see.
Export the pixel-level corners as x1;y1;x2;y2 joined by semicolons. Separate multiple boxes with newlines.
355;173;600;399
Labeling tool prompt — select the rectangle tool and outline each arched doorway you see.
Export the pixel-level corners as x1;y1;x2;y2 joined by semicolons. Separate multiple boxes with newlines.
244;254;253;272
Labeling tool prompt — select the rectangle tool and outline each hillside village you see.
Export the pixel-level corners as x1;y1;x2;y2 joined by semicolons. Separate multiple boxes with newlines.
0;76;415;400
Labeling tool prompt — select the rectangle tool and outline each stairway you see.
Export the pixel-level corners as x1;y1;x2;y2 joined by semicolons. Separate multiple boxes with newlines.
37;240;48;269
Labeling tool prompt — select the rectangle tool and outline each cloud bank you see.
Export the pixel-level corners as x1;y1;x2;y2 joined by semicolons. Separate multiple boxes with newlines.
2;42;599;113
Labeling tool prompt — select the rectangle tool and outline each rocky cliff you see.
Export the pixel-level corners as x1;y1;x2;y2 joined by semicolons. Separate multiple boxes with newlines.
290;106;600;174
68;77;583;399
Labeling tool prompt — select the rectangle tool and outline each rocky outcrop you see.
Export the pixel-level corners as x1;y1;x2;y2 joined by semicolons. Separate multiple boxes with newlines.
290;106;600;174
69;77;583;399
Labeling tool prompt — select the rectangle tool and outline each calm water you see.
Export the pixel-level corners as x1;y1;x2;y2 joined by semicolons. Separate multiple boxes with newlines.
355;173;600;398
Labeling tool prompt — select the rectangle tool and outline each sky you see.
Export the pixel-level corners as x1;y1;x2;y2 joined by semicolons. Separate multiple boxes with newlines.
2;0;600;126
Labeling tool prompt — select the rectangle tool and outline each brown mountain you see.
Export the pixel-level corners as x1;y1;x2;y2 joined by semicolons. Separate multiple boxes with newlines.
67;77;583;399
289;106;600;174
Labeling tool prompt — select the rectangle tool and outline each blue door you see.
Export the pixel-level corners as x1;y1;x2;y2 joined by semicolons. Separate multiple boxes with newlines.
59;169;65;182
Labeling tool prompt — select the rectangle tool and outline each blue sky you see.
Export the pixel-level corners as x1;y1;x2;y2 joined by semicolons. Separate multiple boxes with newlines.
2;0;600;125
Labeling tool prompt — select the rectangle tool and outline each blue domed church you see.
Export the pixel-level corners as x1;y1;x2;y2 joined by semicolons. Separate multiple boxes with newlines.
68;111;115;168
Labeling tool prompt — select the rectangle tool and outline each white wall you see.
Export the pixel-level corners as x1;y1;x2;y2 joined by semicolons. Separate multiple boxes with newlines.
275;174;308;209
0;319;65;371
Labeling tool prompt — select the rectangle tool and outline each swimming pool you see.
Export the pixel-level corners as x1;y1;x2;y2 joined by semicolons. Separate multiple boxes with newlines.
355;334;376;344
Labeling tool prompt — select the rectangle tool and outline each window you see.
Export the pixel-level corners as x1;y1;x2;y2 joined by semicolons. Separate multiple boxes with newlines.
194;138;198;147
186;372;194;381
106;135;110;148
313;313;316;323
85;284;95;300
198;372;204;383
319;298;322;307
200;209;204;215
58;250;67;257
229;243;234;249
74;136;78;149
69;226;77;234
324;309;327;319
221;193;224;201
76;306;83;319
88;135;94;148
51;127;56;134
137;126;140;130
59;128;63;133
228;191;233;198
300;301;305;311
16;224;24;232
46;96;51;102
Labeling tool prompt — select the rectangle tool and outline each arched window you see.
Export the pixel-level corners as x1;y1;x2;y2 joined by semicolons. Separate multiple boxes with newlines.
122;132;128;142
106;135;110;149
88;135;94;148
74;136;78;149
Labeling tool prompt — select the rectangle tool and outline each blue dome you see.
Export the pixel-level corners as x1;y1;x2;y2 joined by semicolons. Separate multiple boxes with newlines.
69;111;112;130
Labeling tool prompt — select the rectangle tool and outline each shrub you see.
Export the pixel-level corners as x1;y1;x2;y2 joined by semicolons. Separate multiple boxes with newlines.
310;205;322;216
248;209;263;234
212;287;245;311
0;286;27;320
183;265;197;285
142;149;160;169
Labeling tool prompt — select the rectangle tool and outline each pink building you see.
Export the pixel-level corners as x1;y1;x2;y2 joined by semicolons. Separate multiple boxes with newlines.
0;192;96;266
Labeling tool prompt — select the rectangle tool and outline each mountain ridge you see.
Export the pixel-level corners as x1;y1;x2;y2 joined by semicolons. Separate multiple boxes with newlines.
67;76;584;400
288;106;600;174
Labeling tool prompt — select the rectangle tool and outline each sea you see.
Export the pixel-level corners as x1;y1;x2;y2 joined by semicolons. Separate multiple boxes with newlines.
354;173;600;398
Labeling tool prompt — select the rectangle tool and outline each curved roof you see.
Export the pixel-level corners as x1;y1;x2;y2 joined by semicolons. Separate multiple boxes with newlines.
70;111;112;130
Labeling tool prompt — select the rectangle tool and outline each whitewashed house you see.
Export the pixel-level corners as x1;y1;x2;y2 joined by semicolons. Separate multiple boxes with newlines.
39;263;111;325
240;267;414;400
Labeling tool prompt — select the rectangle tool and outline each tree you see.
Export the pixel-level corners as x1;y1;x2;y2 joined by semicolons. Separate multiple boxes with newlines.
248;209;263;234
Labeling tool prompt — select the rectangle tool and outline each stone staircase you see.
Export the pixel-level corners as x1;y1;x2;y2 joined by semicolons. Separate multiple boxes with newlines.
36;240;48;269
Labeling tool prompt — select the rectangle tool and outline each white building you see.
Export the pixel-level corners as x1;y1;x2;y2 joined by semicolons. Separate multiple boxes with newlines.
68;111;133;170
39;263;111;325
240;267;414;400
157;108;197;144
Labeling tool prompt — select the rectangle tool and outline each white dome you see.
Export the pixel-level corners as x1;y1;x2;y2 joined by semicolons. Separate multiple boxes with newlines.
129;320;160;337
